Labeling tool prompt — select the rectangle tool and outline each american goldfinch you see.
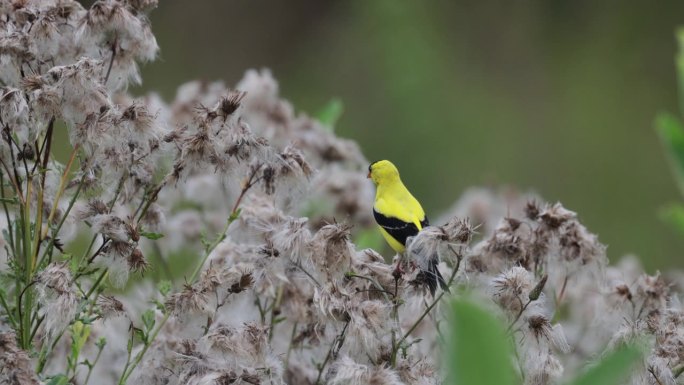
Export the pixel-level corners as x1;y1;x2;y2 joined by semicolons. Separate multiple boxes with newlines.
367;160;448;295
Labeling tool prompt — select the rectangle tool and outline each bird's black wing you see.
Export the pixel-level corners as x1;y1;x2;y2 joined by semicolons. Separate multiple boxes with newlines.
373;209;421;246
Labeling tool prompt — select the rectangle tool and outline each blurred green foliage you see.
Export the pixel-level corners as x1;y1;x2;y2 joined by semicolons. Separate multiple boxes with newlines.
446;298;516;385
315;98;344;130
656;28;684;240
447;298;643;385
138;1;684;270
568;344;643;385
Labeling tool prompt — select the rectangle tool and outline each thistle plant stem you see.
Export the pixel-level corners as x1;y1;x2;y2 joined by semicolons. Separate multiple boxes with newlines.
346;273;392;302
31;118;53;265
135;182;164;223
315;320;350;385
0;157;23;202
43;143;80;238
268;285;284;342
20;177;34;349
507;298;532;334
391;253;462;366
0;171;16;259
37;327;66;374
84;342;105;385
30;315;44;341
38;175;84;267
648;366;664;385
85;269;108;299
284;321;298;369
5;126;23;198
0;290;16;328
104;37;117;85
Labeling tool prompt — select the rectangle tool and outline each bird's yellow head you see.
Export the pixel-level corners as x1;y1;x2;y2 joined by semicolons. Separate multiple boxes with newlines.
367;160;400;185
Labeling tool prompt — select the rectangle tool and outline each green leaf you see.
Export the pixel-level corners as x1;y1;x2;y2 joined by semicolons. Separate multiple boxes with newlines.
157;280;172;296
140;231;164;240
655;112;684;197
142;309;156;331
676;27;684;115
70;321;91;364
67;254;79;273
568;344;642;385
45;374;70;385
446;298;516;385
96;336;107;350
316;98;344;131
659;203;684;235
133;327;147;344
229;208;242;222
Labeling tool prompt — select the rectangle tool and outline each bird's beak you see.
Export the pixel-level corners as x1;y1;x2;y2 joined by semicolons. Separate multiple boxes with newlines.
367;172;371;179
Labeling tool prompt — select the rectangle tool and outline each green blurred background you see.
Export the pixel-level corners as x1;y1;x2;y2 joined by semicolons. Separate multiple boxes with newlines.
134;1;684;270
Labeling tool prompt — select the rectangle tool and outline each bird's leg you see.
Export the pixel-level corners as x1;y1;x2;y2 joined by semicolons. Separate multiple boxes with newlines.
392;252;406;281
392;263;404;282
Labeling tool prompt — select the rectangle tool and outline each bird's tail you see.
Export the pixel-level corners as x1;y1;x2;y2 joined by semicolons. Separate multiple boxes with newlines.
421;257;450;297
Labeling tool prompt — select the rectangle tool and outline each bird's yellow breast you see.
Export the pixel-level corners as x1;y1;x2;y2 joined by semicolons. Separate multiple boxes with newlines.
378;226;407;253
374;183;425;230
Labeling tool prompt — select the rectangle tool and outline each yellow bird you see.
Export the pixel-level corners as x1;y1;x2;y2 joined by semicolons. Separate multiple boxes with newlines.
367;160;448;295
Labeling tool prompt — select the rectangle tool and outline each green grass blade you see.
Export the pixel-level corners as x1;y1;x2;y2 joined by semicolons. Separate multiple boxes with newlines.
45;374;70;385
569;344;642;385
316;98;344;131
446;298;516;385
656;112;684;198
659;202;684;235
676;28;684;116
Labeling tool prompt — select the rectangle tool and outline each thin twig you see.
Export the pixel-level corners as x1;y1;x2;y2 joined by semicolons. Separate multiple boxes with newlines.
135;182;165;223
392;252;463;365
268;285;284;342
43;143;80;236
0;289;17;328
555;274;569;306
85;269;108;300
507;298;532;333
346;273;392;302
231;165;262;215
292;260;321;288
648;366;664;385
84;342;105;385
104;37;117;85
3;125;23;198
284;322;298;369
0;156;23;203
315;320;350;385
354;288;396;297
16;280;37;331
0;171;17;256
31;118;54;267
38;172;85;267
87;238;110;264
